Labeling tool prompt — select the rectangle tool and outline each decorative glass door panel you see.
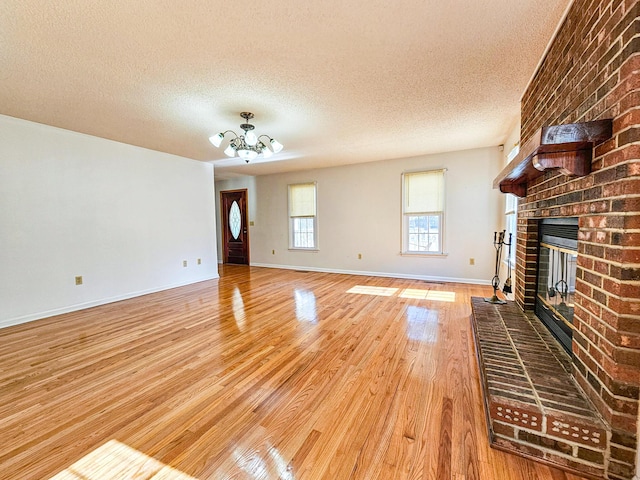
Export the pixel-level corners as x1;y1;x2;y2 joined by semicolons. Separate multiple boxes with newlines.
229;201;241;240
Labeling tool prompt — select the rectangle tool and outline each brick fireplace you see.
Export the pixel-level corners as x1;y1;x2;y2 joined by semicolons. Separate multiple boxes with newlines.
480;1;640;479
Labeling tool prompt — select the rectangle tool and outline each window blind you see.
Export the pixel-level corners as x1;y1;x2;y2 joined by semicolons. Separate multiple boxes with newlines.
404;170;444;213
289;183;316;217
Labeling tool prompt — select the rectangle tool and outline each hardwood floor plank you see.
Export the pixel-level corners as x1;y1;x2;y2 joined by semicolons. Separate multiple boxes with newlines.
436;397;454;480
287;429;321;477
458;330;483;480
0;266;592;480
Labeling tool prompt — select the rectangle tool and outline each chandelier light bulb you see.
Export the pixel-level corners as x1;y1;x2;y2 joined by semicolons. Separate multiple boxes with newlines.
209;133;223;148
245;130;257;146
209;112;283;163
270;138;283;153
224;144;236;157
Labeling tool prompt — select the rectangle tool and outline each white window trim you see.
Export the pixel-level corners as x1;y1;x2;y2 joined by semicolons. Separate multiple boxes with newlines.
401;169;446;255
400;251;449;258
288;182;318;251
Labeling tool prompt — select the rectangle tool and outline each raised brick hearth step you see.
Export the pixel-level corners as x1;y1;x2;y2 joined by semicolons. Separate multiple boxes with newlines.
470;297;608;478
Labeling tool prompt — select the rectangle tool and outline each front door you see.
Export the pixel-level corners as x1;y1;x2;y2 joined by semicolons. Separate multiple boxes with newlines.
221;189;249;265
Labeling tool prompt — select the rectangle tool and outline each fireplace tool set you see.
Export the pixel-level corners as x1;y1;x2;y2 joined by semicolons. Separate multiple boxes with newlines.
547;249;572;321
484;230;512;304
548;249;569;301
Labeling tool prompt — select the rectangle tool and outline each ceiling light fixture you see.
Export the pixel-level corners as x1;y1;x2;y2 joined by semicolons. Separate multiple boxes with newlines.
209;112;283;163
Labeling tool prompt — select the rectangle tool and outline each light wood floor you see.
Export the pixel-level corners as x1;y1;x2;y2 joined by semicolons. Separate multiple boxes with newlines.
0;265;589;480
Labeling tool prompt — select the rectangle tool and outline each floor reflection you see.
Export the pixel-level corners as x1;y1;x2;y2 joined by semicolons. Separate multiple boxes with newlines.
294;289;317;323
231;441;294;480
405;305;439;342
232;287;246;331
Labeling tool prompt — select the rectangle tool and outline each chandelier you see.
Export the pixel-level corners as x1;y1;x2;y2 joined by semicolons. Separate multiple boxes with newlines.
209;112;283;162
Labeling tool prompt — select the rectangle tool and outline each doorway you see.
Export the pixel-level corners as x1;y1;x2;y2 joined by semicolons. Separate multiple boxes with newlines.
220;189;249;265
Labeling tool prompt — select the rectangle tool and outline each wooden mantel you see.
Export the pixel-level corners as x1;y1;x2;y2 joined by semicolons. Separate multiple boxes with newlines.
493;119;613;197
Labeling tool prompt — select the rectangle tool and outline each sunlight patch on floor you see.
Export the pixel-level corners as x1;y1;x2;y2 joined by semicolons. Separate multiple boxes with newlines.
50;439;197;480
347;285;455;302
400;288;456;302
346;285;399;296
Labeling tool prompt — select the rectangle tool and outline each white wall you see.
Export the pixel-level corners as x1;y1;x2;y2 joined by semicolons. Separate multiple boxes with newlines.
216;147;504;284
0;115;218;328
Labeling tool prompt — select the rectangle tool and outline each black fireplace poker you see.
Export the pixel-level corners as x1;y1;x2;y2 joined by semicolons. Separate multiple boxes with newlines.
484;230;512;305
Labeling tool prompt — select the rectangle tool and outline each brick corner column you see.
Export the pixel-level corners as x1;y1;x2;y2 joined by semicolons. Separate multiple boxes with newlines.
515;216;538;311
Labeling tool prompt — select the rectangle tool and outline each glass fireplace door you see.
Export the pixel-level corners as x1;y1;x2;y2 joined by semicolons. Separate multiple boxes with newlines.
535;218;579;353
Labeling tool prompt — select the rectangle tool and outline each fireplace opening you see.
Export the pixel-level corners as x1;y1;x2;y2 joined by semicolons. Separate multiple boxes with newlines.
535;218;578;353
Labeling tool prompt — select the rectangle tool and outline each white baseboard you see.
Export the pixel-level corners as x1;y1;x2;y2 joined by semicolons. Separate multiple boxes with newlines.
0;275;220;330
250;262;491;285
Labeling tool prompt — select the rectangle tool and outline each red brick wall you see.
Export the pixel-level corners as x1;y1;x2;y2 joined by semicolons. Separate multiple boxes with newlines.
516;0;640;478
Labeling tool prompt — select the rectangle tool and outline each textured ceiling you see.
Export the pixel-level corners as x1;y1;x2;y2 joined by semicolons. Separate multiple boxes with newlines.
0;1;572;179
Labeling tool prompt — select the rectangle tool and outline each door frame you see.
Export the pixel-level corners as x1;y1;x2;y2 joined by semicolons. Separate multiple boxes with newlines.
220;188;250;265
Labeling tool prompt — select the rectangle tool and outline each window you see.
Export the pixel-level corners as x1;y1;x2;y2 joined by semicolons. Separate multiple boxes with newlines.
505;193;517;266
402;170;445;254
504;144;519;266
288;182;317;249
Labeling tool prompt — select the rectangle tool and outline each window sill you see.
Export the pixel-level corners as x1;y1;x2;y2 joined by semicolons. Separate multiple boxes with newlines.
401;251;448;258
288;248;319;252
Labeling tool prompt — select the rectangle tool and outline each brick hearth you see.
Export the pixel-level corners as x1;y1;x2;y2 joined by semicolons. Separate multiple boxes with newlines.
471;298;608;478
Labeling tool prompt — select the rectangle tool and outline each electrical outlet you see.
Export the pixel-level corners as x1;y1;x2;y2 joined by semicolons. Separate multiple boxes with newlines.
358;253;362;259
197;258;201;265
469;258;475;265
183;260;187;267
75;276;83;285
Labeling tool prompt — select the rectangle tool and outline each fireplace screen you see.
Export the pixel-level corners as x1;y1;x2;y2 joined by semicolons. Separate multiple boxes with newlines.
535;218;578;353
